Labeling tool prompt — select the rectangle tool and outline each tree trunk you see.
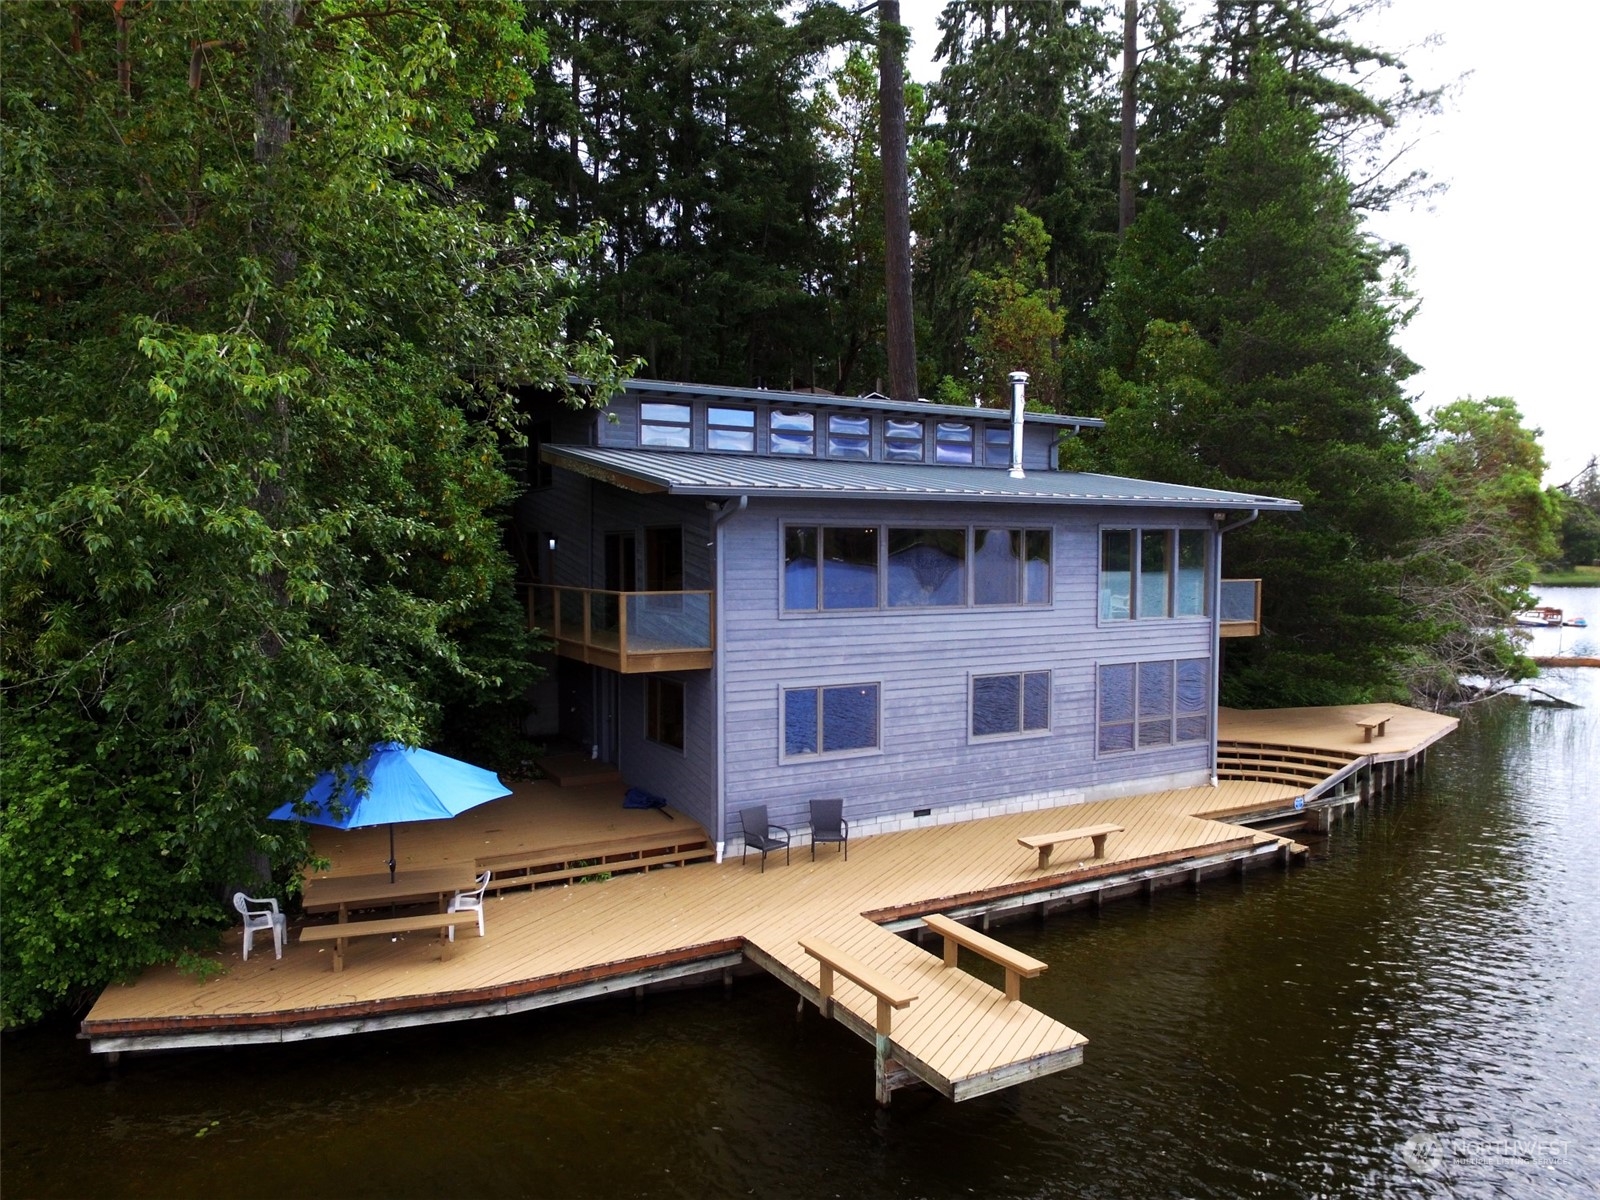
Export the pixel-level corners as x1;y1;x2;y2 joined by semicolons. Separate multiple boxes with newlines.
878;0;917;401
1119;0;1138;236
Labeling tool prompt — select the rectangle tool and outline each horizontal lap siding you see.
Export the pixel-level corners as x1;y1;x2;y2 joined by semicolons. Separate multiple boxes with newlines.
719;500;1214;837
617;671;718;835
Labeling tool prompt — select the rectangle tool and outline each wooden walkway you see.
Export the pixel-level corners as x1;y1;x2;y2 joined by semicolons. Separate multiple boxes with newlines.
83;703;1456;1101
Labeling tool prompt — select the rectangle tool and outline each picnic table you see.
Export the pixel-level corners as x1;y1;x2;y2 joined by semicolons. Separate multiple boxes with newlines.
301;865;478;921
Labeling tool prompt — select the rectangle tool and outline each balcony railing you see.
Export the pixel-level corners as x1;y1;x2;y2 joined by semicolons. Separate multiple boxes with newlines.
525;585;714;672
1220;578;1262;638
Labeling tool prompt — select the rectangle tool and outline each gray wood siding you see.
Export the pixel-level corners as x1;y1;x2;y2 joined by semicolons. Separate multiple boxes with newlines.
716;499;1216;839
615;670;718;834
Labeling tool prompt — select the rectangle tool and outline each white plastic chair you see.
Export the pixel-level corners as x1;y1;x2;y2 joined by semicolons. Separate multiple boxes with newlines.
232;892;286;961
447;870;491;941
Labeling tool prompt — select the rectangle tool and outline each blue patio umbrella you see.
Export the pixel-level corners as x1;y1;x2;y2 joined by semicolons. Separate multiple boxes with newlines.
269;742;511;882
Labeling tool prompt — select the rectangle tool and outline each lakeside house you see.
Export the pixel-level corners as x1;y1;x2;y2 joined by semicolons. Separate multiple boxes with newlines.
510;377;1300;859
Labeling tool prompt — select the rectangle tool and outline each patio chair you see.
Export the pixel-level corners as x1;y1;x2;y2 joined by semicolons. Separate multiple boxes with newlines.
739;805;791;872
809;798;849;861
446;870;492;941
232;892;286;961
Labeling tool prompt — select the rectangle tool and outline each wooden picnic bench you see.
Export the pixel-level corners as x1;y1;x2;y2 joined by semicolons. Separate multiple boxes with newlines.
1356;715;1390;742
299;912;476;972
798;936;918;1037
922;913;1047;1003
1017;822;1124;870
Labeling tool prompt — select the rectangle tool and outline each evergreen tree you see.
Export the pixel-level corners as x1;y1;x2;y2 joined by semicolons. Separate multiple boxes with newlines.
0;0;623;1024
481;1;863;388
1088;63;1431;705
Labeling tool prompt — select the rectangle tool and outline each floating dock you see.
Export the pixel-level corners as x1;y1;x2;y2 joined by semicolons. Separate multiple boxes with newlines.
81;704;1457;1104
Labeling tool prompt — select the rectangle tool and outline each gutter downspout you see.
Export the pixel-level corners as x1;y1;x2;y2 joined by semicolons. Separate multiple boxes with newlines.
709;494;748;862
1210;509;1259;785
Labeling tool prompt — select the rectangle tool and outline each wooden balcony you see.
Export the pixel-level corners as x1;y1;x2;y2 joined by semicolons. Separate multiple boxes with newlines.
525;585;714;672
1220;578;1262;637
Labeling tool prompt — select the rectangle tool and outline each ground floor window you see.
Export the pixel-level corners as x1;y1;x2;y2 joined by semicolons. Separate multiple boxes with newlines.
971;671;1051;739
646;678;685;750
782;682;880;760
1097;658;1209;753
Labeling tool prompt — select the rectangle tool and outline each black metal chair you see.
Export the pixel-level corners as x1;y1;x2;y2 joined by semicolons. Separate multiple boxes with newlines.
809;798;849;861
739;805;791;872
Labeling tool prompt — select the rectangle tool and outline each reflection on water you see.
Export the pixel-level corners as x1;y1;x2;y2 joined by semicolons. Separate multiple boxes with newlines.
5;633;1599;1197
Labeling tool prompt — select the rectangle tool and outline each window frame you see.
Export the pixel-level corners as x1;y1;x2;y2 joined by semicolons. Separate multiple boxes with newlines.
1098;525;1210;623
769;409;817;457
968;669;1053;744
825;412;873;460
778;681;884;764
1095;657;1210;756
706;406;756;453
645;677;686;752
638;401;692;449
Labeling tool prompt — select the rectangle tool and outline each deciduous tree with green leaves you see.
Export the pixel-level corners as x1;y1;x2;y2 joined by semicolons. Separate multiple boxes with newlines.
0;0;624;1026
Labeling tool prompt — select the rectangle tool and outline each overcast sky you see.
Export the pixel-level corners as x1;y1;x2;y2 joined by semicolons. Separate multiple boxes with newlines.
897;0;1599;485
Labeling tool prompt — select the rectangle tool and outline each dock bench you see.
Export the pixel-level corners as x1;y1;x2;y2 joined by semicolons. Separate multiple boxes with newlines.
922;913;1047;1003
1356;716;1390;742
1017;823;1124;869
798;936;918;1037
300;913;476;972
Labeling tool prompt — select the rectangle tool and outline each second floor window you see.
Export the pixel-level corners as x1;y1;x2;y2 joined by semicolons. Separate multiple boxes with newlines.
707;407;755;452
771;409;815;455
827;413;872;459
1100;528;1207;620
784;525;1051;611
935;422;974;464
639;402;691;448
884;419;924;462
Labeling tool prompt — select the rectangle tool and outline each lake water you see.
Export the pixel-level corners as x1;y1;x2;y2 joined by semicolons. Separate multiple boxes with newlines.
5;590;1598;1198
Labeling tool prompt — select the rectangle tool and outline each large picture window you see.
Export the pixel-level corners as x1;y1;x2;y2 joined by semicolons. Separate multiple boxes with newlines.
971;671;1050;739
784;525;879;610
646;678;685;750
1100;528;1208;620
783;683;881;759
1098;659;1209;753
784;525;1050;613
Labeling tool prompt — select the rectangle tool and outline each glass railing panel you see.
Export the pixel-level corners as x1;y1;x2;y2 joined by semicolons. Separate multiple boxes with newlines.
626;592;712;653
590;591;621;651
1220;579;1260;623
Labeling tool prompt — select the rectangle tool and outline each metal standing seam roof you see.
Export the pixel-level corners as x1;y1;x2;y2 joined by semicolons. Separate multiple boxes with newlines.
540;445;1302;511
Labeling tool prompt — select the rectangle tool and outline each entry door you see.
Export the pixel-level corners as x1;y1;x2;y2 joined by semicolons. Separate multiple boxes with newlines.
593;666;621;765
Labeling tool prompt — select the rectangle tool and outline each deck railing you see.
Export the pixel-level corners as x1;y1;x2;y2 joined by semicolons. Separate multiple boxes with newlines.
525;584;714;672
1220;578;1262;638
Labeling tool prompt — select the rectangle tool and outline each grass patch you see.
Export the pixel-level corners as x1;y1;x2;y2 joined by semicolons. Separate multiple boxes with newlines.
1534;564;1600;586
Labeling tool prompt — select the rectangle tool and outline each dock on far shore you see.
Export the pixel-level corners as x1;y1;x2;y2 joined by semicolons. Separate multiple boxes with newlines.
81;702;1457;1105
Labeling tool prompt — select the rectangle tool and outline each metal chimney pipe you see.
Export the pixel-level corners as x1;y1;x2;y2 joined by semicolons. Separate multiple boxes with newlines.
1007;371;1029;479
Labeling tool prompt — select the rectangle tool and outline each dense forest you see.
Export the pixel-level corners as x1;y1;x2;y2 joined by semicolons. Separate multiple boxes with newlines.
0;0;1580;1025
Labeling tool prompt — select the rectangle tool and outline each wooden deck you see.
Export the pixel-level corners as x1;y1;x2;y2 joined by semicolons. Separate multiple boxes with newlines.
83;703;1456;1102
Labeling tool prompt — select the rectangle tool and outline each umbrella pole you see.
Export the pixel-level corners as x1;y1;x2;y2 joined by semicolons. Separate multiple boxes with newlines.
388;825;396;883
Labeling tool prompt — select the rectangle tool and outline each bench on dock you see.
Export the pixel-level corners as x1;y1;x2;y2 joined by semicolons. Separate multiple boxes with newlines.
1017;823;1124;870
798;936;918;1037
1356;715;1390;742
922;913;1047;1003
300;913;476;972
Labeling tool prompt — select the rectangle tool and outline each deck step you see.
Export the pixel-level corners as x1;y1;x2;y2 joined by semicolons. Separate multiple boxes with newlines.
536;752;623;787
